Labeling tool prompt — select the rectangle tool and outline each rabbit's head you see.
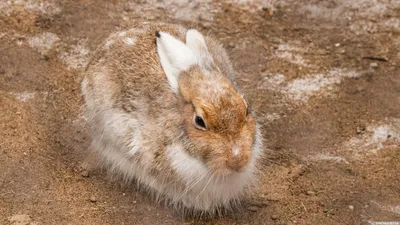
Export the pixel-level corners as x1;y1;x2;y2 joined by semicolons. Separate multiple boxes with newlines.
157;30;259;177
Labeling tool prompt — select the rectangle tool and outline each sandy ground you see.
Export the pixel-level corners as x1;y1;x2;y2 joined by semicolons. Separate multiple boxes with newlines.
1;0;399;224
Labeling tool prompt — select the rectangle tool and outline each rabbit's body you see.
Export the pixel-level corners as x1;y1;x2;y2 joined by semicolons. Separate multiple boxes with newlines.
82;22;262;213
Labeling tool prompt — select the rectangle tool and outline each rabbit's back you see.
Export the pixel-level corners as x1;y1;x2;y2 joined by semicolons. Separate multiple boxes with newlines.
84;23;185;110
81;23;184;184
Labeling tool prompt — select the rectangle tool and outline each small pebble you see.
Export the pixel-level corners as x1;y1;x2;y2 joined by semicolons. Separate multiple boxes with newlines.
356;127;362;134
334;43;341;47
271;214;279;220
306;190;316;196
370;62;378;68
247;206;259;212
271;37;281;44
323;208;329;213
81;170;89;177
348;205;354;211
252;201;269;207
227;42;235;48
90;196;97;203
8;214;32;225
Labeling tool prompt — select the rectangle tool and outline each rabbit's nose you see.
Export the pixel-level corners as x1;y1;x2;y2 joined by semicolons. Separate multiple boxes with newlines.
226;146;248;172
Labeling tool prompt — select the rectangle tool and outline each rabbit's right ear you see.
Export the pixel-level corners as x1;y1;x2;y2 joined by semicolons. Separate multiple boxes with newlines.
186;29;215;73
156;31;197;93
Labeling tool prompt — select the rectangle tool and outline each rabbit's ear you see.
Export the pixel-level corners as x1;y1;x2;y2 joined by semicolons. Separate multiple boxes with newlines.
186;29;214;72
156;31;197;93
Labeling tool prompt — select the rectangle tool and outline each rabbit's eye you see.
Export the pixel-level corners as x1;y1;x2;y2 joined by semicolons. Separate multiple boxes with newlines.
194;115;206;130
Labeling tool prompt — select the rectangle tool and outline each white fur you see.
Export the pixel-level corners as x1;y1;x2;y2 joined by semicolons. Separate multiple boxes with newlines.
156;32;197;93
165;127;263;210
186;29;214;72
104;40;114;48
124;37;135;45
166;143;208;183
186;29;207;51
232;145;242;157
126;129;142;156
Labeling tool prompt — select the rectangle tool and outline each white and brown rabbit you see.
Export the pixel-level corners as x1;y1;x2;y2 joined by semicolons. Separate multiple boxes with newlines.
81;22;263;214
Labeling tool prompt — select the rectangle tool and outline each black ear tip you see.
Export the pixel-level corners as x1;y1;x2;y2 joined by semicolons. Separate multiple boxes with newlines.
155;31;161;38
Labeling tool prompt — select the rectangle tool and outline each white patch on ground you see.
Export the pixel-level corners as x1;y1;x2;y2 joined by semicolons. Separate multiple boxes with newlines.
8;214;37;225
260;68;361;102
258;73;285;90
226;0;282;12
343;118;400;157
12;92;35;102
28;32;61;55
300;0;394;20
349;20;379;35
122;0;215;22
382;18;400;31
285;69;360;101
276;51;310;67
309;154;349;164
58;40;90;69
263;113;281;122
299;0;399;34
0;0;61;15
275;43;312;67
277;43;306;52
371;200;400;215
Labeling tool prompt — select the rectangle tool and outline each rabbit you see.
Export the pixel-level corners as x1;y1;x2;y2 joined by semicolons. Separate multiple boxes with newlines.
81;22;263;214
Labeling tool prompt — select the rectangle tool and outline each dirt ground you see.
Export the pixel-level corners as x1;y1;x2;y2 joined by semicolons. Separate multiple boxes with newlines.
1;0;399;224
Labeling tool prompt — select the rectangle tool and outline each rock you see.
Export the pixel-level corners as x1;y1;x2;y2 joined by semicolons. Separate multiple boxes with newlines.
271;214;279;220
356;127;362;134
348;205;354;211
247;206;260;212
323;208;329;213
8;214;31;225
81;170;89;177
227;42;235;48
252;201;269;207
334;43;341;47
370;62;378;68
289;164;306;179
90;196;97;203
306;190;316;196
271;37;281;44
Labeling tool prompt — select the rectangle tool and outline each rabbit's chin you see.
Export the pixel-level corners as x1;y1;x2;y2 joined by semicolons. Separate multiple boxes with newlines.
163;126;263;212
164;145;256;211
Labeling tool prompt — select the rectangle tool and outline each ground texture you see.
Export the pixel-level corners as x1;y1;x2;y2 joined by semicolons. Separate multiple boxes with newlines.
0;0;399;224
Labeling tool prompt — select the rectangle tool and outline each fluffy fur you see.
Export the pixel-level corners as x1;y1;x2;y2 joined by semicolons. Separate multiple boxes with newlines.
81;22;263;214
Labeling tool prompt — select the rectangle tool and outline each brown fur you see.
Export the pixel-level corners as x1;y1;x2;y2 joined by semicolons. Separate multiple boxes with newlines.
179;66;256;174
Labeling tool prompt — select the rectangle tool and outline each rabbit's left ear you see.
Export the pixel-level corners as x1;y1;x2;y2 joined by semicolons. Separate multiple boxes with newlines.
186;29;214;73
156;31;197;93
